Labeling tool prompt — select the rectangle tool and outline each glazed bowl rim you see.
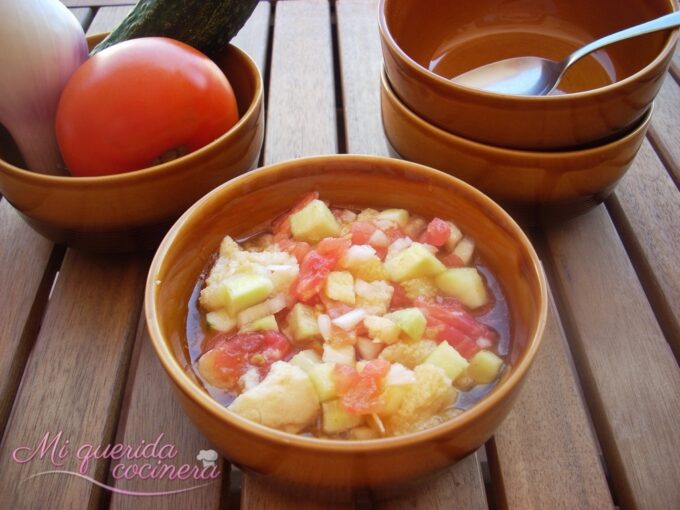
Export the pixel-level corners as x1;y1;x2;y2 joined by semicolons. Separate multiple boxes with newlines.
378;0;679;103
0;38;263;188
381;68;654;157
145;153;548;453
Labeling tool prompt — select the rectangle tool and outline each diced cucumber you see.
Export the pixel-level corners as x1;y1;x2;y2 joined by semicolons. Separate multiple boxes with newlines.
289;199;340;243
377;208;410;228
206;309;236;332
322;400;363;434
468;350;503;384
308;363;338;401
384;243;446;282
425;342;469;381
241;314;278;332
216;273;273;316
287;303;320;343
290;349;322;373
435;267;489;309
384;308;427;342
324;271;356;305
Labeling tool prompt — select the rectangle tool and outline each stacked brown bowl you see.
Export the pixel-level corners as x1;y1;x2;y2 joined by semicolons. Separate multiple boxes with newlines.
379;0;678;221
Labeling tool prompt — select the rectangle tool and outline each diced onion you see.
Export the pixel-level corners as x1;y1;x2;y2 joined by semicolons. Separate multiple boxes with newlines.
332;308;367;331
368;229;389;247
374;219;395;231
342;244;377;266
317;314;332;341
476;337;493;349
422;243;438;253
385;363;416;386
339;209;357;222
237;293;287;326
356;338;385;360
386;237;412;260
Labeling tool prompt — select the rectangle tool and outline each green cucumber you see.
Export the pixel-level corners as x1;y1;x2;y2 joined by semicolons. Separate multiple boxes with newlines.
92;0;259;57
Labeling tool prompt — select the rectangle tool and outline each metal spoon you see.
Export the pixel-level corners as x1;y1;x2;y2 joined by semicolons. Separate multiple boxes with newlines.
451;11;680;96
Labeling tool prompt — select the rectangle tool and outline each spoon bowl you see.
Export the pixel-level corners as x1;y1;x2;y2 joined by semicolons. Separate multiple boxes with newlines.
452;11;680;96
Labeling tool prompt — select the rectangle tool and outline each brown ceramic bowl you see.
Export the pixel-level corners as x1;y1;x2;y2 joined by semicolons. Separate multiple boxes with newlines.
0;34;264;252
380;69;652;222
379;0;677;150
145;154;547;490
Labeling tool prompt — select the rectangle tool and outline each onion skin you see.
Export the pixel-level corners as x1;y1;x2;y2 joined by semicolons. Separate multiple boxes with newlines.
0;0;88;175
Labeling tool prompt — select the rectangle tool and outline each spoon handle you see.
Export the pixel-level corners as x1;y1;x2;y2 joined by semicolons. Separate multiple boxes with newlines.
564;11;680;69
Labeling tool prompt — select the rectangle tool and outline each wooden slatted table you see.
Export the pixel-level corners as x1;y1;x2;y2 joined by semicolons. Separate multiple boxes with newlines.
1;1;679;508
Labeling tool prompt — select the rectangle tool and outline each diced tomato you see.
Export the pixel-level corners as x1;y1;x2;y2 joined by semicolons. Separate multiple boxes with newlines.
291;250;335;302
317;237;351;264
438;252;465;268
334;359;390;414
276;237;312;264
420;218;450;247
389;282;412;310
319;293;353;319
428;317;480;359
333;364;359;395
199;331;293;392
351;221;377;245
416;297;496;339
271;191;319;236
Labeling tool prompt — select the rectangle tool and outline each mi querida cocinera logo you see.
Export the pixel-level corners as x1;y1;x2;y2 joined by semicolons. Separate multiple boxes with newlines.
11;431;221;497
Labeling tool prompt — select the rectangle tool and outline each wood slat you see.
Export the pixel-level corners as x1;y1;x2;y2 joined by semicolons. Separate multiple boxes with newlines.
241;1;339;507
62;0;136;7
0;251;147;509
336;0;390;156
232;1;272;74
489;291;613;509
0;204;55;433
670;41;680;79
375;454;487;510
87;4;134;34
69;6;95;27
336;1;489;508
648;74;680;182
263;0;337;165
242;477;351;509
108;320;225;509
108;6;272;508
544;207;680;509
609;139;680;356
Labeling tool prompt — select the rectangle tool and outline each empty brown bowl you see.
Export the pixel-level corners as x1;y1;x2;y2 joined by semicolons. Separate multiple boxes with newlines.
145;154;547;489
380;69;652;222
0;34;264;252
379;0;676;150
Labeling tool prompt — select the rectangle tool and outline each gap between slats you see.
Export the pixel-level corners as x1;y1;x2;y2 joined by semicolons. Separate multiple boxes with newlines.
0;245;65;441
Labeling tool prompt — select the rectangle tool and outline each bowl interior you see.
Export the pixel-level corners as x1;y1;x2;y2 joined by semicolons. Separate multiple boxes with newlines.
149;156;546;446
383;0;675;94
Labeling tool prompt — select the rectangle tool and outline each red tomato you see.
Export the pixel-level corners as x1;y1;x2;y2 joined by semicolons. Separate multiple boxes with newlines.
276;237;312;264
420;218;450;247
417;297;496;340
334;359;390;414
56;37;239;176
291;250;335;302
351;221;377;245
199;331;293;392
389;282;412;310
317;237;351;263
